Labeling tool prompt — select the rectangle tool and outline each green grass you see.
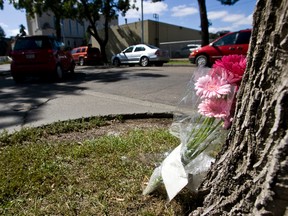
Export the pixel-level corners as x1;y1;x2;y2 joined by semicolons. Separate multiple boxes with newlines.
166;59;191;66
0;117;196;215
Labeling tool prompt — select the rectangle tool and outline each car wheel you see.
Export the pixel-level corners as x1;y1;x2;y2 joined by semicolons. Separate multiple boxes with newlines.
113;58;121;67
70;61;76;73
79;57;84;66
140;56;149;67
55;65;63;80
195;55;208;67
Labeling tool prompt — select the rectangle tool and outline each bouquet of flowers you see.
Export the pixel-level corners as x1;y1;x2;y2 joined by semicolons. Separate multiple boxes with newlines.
143;55;247;200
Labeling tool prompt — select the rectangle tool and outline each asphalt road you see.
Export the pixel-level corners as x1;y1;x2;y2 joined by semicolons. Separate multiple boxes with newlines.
0;65;197;133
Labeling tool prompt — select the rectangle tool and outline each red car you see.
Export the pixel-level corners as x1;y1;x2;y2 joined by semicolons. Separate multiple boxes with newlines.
10;35;75;83
71;46;102;66
189;29;251;67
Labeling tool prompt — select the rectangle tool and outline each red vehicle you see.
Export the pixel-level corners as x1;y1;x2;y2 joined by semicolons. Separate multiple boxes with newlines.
71;46;102;66
10;35;75;82
189;29;251;67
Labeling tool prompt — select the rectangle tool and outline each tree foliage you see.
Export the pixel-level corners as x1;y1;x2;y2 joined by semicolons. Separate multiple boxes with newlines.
14;0;77;40
72;0;131;62
18;24;27;37
217;0;239;5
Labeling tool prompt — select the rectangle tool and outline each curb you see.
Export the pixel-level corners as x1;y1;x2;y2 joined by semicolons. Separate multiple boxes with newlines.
27;112;175;133
101;112;174;121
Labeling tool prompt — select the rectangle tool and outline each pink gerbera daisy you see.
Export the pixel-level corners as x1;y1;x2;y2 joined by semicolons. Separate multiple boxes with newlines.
209;67;237;86
198;98;231;118
213;55;247;84
195;74;231;99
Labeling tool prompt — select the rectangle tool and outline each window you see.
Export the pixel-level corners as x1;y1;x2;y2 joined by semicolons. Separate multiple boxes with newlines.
236;31;251;44
76;23;79;35
135;46;145;52
14;38;52;50
124;46;134;53
69;20;72;35
214;32;237;46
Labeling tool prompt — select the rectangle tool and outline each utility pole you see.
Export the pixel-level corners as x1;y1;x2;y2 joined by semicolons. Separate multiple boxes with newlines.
141;0;144;43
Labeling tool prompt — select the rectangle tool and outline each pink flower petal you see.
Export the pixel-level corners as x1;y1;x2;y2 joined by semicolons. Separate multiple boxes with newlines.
198;99;231;118
212;54;247;84
195;74;231;99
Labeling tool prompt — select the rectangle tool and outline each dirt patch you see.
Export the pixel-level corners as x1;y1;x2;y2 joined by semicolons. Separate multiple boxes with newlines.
47;116;174;143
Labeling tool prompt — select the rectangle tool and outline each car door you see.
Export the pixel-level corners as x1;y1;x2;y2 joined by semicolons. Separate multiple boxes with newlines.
234;30;251;55
212;32;239;55
118;46;134;63
131;46;146;63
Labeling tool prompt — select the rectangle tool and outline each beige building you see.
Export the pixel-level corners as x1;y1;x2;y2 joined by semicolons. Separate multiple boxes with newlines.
26;12;118;48
91;20;202;59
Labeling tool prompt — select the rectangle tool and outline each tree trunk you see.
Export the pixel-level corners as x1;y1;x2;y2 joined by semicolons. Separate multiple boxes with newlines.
191;0;288;215
197;0;209;46
88;25;108;64
54;15;62;41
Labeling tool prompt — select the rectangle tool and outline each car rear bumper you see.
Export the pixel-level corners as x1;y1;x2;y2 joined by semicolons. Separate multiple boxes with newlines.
11;62;56;75
149;56;170;63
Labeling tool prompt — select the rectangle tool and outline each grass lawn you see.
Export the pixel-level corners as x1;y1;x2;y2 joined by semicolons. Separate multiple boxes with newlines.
0;116;197;215
166;59;191;66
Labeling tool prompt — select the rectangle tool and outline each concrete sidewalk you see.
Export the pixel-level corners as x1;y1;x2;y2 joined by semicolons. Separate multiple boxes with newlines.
0;64;177;133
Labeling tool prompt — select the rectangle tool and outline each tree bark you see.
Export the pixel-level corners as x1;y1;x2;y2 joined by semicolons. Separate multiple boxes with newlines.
191;0;288;215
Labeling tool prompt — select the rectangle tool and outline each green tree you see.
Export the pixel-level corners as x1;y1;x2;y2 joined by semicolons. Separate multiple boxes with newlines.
74;0;132;63
15;0;75;40
18;24;26;36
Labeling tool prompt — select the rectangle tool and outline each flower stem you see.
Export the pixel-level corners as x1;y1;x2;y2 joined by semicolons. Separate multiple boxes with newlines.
183;117;222;164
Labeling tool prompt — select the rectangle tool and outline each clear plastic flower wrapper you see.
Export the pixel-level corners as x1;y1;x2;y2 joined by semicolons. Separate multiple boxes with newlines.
143;55;247;201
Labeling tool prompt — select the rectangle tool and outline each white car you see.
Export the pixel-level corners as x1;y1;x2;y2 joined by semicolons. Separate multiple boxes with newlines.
111;44;170;67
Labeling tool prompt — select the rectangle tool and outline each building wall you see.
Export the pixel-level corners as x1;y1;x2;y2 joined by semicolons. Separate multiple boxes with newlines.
26;12;118;48
147;20;202;44
91;20;202;60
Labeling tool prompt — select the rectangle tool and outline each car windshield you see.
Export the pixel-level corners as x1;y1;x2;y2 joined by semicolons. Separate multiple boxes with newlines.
13;37;53;51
